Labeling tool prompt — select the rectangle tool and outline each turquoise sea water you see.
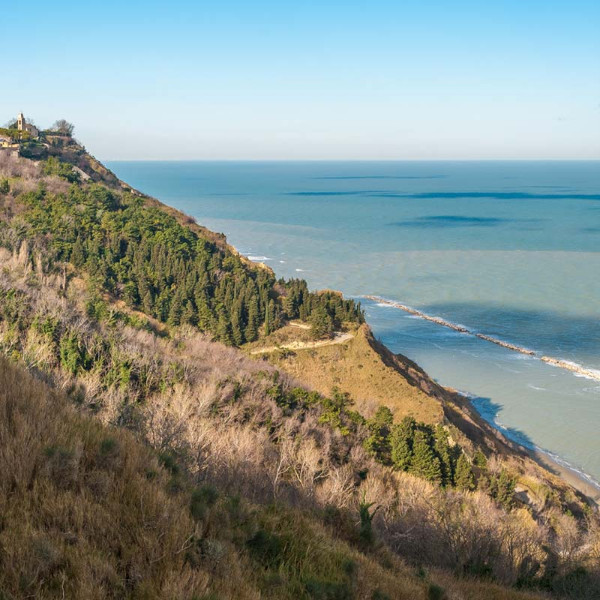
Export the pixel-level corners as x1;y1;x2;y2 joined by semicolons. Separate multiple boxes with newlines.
107;161;600;484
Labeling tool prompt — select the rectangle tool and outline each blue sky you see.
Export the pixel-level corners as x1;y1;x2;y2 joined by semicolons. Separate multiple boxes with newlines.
2;0;599;159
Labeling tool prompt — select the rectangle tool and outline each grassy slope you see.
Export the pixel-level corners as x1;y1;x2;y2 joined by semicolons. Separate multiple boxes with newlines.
257;324;443;424
0;356;546;600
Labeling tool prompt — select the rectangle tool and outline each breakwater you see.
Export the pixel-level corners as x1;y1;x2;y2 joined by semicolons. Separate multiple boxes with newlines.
365;296;600;382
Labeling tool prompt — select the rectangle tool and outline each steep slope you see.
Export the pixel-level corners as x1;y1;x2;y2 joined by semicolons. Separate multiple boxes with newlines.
1;142;599;599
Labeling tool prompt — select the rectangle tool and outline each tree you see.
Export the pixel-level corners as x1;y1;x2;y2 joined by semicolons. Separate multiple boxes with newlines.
390;417;416;472
433;425;454;486
310;306;333;339
454;454;475;490
409;429;442;484
216;310;233;345
0;179;9;194
52;119;75;136
363;405;394;462
490;470;516;510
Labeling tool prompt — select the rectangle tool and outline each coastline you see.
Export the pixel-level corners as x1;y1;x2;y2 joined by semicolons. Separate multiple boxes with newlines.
530;446;600;504
109;167;600;508
236;260;600;506
454;386;600;504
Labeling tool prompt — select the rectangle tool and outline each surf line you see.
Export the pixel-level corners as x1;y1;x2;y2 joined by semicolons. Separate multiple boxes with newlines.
364;296;600;382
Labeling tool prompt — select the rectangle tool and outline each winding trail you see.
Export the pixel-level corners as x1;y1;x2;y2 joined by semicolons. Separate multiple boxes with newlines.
365;295;600;382
250;331;354;355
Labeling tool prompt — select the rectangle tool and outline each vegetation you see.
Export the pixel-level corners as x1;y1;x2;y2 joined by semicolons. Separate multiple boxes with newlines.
1;137;600;599
10;168;362;346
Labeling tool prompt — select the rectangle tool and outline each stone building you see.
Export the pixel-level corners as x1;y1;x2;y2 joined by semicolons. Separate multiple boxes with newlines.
17;112;39;137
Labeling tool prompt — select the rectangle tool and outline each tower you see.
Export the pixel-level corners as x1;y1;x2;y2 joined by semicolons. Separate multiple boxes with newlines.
17;113;25;131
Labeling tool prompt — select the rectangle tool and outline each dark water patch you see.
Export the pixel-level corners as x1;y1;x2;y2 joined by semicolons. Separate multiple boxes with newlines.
286;190;383;197
523;185;575;191
411;192;600;200
419;302;600;361
470;397;536;450
581;227;600;233
390;215;537;229
287;190;600;201
313;175;446;180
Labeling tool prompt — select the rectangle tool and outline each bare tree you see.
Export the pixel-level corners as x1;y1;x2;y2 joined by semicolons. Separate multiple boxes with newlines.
51;119;75;136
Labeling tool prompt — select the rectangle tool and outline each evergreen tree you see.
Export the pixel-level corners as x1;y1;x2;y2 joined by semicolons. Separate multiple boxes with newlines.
231;302;244;345
245;296;259;342
390;417;416;472
70;236;85;268
217;310;233;345
433;425;454;486
454;454;475;490
181;300;197;326
310;306;333;339
167;290;184;326
363;406;394;462
141;289;154;315
409;429;442;484
283;293;296;319
490;470;516;510
473;450;488;469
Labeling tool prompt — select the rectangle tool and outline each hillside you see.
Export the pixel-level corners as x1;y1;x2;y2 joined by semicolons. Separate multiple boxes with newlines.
1;136;599;599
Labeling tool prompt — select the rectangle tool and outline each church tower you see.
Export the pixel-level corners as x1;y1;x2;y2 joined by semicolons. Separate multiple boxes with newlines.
17;113;25;131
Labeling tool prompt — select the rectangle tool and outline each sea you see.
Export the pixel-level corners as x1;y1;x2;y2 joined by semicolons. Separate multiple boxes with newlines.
107;160;600;486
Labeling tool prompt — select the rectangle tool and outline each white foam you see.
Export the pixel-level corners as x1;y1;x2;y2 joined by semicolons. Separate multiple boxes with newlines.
364;295;600;382
248;255;272;262
295;268;307;272
527;384;546;391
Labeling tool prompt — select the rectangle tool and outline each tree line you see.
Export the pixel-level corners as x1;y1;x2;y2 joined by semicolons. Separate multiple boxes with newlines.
16;164;363;346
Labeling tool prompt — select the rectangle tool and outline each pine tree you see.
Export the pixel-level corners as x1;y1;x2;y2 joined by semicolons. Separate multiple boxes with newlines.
245;296;259;342
141;289;154;315
473;450;488;469
491;470;516;510
216;310;233;345
390;417;416;472
310;306;333;339
167;290;184;326
364;406;393;463
409;429;442;484
454;454;475;490
433;425;454;486
283;293;296;319
181;300;197;326
70;236;85;268
231;302;244;345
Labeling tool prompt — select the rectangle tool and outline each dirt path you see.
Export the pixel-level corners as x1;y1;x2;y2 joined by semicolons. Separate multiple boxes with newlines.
250;331;354;355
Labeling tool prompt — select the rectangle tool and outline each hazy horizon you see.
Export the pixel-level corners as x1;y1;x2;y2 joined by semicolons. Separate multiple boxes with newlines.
3;0;599;161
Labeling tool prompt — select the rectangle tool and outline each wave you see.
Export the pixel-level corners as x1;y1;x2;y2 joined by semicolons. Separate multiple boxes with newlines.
364;295;600;382
248;255;272;262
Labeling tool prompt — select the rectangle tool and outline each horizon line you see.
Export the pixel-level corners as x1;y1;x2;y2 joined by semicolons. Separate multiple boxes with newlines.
102;157;600;163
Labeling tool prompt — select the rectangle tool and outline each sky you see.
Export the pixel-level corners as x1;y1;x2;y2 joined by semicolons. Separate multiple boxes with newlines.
2;0;600;160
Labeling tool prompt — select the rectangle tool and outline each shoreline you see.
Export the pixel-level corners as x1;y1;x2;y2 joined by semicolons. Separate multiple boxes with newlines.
189;227;600;506
223;257;600;505
530;446;600;504
361;295;600;504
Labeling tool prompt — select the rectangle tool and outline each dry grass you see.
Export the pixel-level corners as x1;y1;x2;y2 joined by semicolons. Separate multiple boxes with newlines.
1;356;549;600
257;323;443;424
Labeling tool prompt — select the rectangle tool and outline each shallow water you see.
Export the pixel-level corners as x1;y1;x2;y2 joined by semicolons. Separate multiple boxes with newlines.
107;160;600;483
